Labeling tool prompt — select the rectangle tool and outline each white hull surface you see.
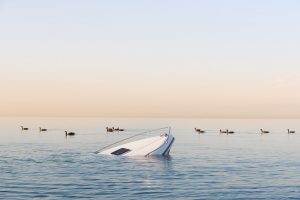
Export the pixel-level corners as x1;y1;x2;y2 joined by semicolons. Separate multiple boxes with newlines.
99;133;175;156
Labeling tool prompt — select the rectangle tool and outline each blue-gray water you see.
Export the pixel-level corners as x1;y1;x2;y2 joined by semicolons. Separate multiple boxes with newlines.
1;118;300;199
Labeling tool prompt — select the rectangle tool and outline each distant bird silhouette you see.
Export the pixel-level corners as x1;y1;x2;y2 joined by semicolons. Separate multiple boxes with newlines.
220;129;227;134
226;129;235;134
115;127;125;131
288;129;295;134
260;129;269;134
106;127;114;132
21;126;29;131
65;131;75;136
194;128;205;133
39;127;47;132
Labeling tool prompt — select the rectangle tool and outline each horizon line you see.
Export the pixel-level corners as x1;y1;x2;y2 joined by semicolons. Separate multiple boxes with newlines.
1;115;300;119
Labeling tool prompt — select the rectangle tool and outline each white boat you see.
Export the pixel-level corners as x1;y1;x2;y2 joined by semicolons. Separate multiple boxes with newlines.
97;128;175;157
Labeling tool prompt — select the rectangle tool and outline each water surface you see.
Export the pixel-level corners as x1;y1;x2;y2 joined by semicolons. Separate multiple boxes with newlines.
1;118;300;199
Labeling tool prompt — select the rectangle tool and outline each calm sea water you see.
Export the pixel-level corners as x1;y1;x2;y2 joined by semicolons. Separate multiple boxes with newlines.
1;118;300;200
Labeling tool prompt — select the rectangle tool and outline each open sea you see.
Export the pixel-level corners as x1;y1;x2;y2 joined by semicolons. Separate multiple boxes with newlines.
1;117;300;200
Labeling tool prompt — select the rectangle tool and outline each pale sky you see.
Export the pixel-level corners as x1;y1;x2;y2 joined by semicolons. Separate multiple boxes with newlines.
0;0;300;118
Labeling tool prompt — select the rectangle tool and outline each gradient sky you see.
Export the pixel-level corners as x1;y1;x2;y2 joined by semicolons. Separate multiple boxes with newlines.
0;0;300;118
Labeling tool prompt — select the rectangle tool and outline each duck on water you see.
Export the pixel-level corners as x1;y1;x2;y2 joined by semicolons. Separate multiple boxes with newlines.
65;131;75;136
39;127;47;132
21;126;29;131
260;129;269;134
194;128;205;133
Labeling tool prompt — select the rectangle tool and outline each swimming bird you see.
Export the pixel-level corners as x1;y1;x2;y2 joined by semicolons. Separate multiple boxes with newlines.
226;129;235;134
260;129;269;134
194;128;205;133
21;126;29;131
288;129;295;134
65;131;75;136
220;129;227;134
106;127;114;132
115;127;125;131
39;127;47;132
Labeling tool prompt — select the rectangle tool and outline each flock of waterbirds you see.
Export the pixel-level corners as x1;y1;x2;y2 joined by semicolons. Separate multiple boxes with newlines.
21;126;76;137
20;125;296;136
195;128;296;134
106;127;125;132
20;126;126;136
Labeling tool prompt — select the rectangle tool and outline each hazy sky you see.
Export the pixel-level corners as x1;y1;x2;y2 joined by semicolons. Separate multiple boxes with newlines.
0;0;300;118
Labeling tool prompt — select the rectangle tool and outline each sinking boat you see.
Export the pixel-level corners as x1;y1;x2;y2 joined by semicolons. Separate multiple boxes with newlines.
96;127;175;157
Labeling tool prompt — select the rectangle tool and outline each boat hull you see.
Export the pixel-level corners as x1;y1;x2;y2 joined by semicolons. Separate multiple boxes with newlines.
99;133;175;157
